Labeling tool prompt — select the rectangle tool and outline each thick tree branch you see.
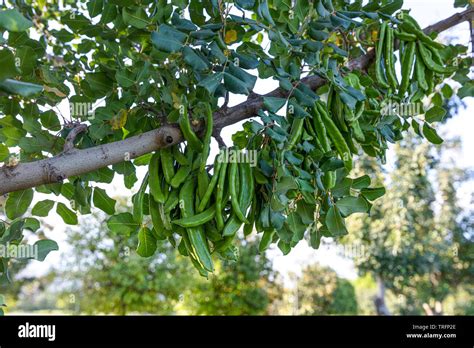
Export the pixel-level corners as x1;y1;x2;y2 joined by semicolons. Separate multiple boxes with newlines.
423;7;473;34
0;127;181;195
0;9;471;196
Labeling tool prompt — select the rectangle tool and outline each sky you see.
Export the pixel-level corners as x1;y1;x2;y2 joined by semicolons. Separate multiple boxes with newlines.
18;1;473;286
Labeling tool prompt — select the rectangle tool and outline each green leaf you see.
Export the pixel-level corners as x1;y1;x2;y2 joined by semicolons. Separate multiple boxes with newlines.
1;126;25;146
133;153;152;166
83;72;112;97
257;0;275;26
136;227;157;257
422;123;443;144
361;187;386;201
198;73;223;94
286;212;306;242
19;133;55;154
263;97;286;113
93;187;116;215
228;64;257;91
0;143;9;161
441;84;453;99
40;110;61;131
326;205;347;237
0;79;43;97
339;91;358;109
270;211;285;230
83;167;115;183
224;72;249;95
190;29;216;40
275;176;298;194
288;100;311;118
293;86;317;107
276;224;293;243
23;217;40;232
61;12;90;31
457;82;473;99
32;199;55;217
15;45;37;75
0;49;18;80
236;0;255;10
352;175;371;189
5;189;34;219
378;0;403;15
296;201;316;224
56;203;78;225
74;180;90;208
61;183;74;200
87;0;104;17
115;69;136;88
100;3;118;23
0;9;33;32
182;47;208;71
107;212;139;235
277;240;291;255
132;174;148;223
336;196;369;216
33;239;59;261
189;0;205;25
454;0;470;8
424;106;447;123
122;7;150;29
332;178;352;198
171;12;197;31
232;51;259;69
0;220;24;243
151;24;186;53
321;158;344;172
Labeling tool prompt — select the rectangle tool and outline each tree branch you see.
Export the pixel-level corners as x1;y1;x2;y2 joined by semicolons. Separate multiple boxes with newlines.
62;123;88;153
0;9;471;196
0;126;181;195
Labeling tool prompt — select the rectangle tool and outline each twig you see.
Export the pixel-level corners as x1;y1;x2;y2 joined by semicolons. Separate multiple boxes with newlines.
62;123;88;153
213;128;227;148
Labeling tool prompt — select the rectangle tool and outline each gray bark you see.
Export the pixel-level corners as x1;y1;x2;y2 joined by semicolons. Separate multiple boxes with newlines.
374;275;391;316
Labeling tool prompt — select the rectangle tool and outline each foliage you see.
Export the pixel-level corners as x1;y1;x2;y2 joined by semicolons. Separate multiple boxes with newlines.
345;136;473;314
0;212;58;314
0;0;472;302
56;210;198;315
20;208;279;315
295;264;357;315
185;239;282;315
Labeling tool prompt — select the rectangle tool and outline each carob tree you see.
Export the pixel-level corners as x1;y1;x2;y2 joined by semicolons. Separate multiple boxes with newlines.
0;1;472;282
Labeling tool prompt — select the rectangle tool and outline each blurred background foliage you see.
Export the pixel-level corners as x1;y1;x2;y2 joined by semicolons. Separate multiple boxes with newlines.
2;125;472;315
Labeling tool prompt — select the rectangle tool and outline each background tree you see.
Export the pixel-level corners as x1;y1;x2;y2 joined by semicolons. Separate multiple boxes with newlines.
345;136;473;315
56;210;197;315
184;239;282;315
7;206;281;315
295;264;357;315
